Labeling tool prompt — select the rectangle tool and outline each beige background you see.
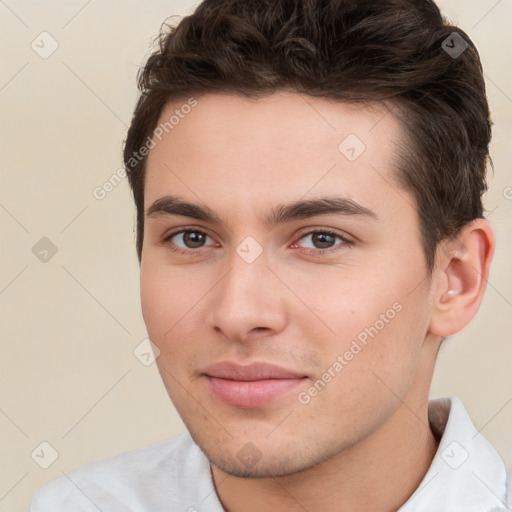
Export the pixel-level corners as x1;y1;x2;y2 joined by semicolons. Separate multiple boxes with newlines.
0;0;511;510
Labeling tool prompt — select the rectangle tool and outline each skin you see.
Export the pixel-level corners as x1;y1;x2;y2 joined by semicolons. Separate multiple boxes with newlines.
140;91;494;512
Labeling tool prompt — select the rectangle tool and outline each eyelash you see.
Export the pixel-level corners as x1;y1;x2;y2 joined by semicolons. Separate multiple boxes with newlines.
161;228;353;257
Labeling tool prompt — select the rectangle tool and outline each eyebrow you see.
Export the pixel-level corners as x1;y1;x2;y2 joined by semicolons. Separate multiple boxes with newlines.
146;195;378;225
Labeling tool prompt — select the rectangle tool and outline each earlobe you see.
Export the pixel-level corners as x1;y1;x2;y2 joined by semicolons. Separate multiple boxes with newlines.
429;219;495;337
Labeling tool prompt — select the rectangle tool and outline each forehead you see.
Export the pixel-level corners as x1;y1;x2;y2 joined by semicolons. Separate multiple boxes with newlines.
144;91;413;222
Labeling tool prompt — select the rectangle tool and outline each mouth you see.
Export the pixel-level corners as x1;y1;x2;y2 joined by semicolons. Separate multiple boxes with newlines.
202;361;308;408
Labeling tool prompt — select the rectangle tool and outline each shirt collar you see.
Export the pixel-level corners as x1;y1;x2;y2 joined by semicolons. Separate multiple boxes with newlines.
399;396;509;512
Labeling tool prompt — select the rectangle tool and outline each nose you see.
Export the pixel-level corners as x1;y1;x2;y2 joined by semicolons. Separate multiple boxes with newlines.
205;248;288;344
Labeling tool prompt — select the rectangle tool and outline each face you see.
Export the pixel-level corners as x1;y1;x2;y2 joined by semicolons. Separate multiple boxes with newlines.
140;92;436;478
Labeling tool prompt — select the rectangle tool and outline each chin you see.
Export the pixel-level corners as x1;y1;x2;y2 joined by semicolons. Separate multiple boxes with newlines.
191;428;338;479
209;452;317;479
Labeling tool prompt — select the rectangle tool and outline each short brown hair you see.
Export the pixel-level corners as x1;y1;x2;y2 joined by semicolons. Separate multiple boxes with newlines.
123;0;492;272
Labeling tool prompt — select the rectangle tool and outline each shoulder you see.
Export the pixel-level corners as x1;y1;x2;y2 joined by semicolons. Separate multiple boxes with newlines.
29;432;210;512
507;463;512;509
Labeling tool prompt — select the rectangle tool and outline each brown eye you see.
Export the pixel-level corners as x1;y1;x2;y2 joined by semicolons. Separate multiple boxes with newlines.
298;231;345;250
167;230;212;250
182;231;207;248
310;232;337;249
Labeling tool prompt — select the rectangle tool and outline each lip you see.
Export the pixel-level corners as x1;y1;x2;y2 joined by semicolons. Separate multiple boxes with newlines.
202;362;307;408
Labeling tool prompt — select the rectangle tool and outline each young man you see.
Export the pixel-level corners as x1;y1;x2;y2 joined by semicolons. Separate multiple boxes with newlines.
31;0;510;510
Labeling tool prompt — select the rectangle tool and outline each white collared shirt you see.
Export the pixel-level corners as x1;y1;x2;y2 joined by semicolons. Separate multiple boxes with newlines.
30;396;511;511
400;397;510;511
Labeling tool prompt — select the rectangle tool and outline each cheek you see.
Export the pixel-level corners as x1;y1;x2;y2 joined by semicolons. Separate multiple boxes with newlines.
140;261;206;337
140;265;196;393
140;268;187;356
335;286;431;405
140;264;168;338
140;260;221;381
293;258;430;384
278;261;403;346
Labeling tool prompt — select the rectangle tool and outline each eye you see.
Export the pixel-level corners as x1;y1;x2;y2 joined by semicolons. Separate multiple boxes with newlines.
292;229;352;253
163;229;216;252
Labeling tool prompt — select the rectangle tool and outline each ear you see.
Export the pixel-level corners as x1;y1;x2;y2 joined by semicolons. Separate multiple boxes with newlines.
429;219;495;337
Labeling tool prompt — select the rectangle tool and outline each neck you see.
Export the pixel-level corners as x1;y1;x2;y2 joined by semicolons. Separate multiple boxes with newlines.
211;338;441;512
